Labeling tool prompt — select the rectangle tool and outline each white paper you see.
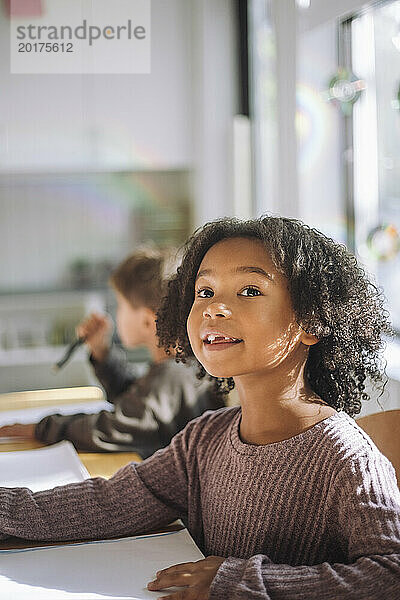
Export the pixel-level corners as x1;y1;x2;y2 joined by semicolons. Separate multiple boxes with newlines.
0;529;204;599
0;441;89;491
0;400;110;427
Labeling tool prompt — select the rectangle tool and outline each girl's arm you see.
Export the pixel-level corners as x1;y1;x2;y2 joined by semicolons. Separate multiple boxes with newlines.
210;453;400;599
0;416;195;542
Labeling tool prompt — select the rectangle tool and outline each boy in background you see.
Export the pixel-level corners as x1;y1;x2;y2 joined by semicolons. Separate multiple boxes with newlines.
0;248;224;457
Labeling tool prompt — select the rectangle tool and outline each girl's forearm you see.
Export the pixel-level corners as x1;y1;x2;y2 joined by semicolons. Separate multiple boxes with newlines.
210;553;400;599
0;463;178;542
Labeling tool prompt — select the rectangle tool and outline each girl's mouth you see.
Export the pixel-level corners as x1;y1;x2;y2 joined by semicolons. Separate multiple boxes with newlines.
202;334;243;351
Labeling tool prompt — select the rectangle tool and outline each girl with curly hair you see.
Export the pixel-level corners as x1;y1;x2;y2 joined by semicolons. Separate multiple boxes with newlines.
1;216;399;599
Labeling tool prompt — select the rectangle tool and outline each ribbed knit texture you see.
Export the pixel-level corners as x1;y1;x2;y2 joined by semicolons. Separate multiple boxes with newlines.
1;407;400;598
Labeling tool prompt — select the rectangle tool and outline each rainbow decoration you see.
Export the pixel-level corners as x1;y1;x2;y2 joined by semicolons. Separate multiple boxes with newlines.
367;223;400;261
322;68;366;116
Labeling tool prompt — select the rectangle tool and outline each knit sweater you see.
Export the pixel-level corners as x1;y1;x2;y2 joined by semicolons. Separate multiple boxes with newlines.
34;346;224;457
1;407;400;599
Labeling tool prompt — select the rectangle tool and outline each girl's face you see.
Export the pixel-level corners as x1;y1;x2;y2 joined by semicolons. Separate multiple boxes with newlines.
187;237;316;379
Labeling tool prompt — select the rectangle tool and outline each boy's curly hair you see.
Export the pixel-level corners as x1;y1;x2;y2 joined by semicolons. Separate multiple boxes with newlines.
157;216;392;416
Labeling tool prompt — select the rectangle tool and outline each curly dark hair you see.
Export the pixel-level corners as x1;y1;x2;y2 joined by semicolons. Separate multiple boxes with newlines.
157;216;392;416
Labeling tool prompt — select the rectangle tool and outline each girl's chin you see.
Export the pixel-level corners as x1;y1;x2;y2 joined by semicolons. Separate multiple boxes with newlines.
211;372;233;379
202;365;235;379
192;359;231;379
192;349;237;378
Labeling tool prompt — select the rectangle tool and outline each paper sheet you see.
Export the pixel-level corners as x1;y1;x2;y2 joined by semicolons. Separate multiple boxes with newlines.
0;441;89;491
0;529;204;599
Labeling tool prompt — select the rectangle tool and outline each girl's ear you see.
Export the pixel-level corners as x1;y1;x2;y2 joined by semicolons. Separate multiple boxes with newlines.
299;329;319;346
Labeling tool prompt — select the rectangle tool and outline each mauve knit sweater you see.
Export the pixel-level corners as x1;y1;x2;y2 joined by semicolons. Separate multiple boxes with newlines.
1;407;400;599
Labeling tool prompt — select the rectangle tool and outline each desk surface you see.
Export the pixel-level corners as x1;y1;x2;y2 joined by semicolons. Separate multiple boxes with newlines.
0;386;105;411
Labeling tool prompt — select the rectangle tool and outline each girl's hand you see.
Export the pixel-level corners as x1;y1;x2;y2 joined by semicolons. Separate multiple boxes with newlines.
0;423;36;439
147;556;225;599
76;312;113;362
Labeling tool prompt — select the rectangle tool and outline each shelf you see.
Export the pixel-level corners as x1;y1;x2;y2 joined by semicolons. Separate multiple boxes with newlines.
0;345;86;367
0;290;107;310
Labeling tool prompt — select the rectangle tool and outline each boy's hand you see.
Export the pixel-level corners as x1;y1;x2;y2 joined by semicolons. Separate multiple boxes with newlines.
76;312;113;363
0;423;36;439
147;556;225;599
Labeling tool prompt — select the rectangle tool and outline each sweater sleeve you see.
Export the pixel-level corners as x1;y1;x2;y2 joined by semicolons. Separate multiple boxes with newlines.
210;452;400;600
35;361;222;456
90;344;139;404
34;407;162;455
0;417;194;543
34;345;157;452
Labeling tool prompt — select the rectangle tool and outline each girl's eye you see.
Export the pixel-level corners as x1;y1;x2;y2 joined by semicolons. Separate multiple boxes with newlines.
240;286;262;297
196;288;214;298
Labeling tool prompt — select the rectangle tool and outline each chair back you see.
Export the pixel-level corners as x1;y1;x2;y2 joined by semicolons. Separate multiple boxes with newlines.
356;409;400;486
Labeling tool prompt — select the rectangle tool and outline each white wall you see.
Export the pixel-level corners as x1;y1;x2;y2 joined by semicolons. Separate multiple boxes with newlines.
0;0;193;172
190;0;239;225
0;0;239;221
0;1;240;290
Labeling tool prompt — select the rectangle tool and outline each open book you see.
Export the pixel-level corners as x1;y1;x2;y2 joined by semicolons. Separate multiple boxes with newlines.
0;442;204;599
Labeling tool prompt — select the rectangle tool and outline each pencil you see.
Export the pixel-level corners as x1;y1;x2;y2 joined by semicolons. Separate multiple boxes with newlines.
53;337;86;371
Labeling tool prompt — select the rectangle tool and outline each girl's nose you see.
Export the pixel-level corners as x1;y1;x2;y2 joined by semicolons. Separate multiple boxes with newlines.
203;302;232;319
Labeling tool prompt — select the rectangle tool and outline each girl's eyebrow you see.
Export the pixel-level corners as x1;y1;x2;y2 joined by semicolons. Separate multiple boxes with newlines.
195;266;274;281
195;268;212;281
236;266;274;281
